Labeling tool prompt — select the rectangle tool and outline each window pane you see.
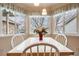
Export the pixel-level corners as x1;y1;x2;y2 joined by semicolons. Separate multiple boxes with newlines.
54;9;77;34
0;4;25;35
29;15;50;34
65;18;77;34
14;12;25;34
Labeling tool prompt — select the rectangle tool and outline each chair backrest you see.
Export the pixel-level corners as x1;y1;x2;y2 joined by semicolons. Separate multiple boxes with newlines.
23;43;59;56
55;34;67;46
11;34;24;48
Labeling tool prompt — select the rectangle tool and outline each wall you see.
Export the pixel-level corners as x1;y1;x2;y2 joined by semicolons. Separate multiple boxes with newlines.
51;34;79;56
0;34;28;52
24;15;29;38
29;34;52;37
67;35;79;56
0;35;12;52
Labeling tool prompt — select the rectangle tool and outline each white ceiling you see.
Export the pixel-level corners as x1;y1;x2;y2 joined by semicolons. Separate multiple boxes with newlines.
14;3;67;15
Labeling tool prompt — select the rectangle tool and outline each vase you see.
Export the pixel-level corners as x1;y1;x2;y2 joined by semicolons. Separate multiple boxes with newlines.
39;33;43;41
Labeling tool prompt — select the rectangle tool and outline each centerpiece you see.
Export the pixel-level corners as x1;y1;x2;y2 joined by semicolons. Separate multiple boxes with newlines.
34;26;48;41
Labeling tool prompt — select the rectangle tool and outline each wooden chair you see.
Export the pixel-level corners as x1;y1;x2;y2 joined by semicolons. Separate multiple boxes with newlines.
23;43;59;56
11;34;24;48
55;34;67;46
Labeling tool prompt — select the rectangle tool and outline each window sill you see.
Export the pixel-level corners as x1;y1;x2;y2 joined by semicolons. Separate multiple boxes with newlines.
0;33;25;37
65;33;79;36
